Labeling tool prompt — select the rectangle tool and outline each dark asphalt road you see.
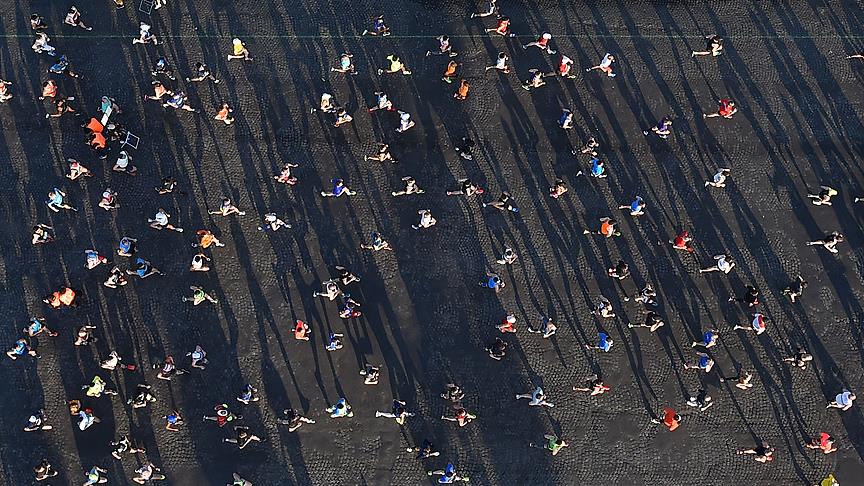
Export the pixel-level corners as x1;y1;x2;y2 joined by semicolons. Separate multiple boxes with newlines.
1;0;864;485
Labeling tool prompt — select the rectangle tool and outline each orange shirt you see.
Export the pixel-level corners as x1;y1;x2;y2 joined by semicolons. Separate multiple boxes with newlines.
457;83;469;98
662;408;680;431
59;288;76;306
90;132;106;149
215;107;230;120
600;221;614;237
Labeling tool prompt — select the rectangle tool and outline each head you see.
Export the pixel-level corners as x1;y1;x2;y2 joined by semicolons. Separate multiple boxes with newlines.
233;38;242;46
542;33;552;40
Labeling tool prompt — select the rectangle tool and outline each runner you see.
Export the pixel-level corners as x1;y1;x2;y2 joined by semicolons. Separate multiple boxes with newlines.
806;231;845;253
684;352;715;373
585;332;614;352
703;98;737;119
804;433;837;454
782;275;808;302
149;208;183;231
31;224;55;245
66;159;93;180
650;407;681;432
427;35;457;57
827;389;856;411
573;375;611;396
274;163;300;184
377;55;412;75
364;143;397;163
522;32;556;54
585;53;616;77
699;253;736;274
368;91;394;112
279;409;315;431
361;232;393;251
692;329;719;348
64;6;92;30
321;178;357;197
733;313;767;335
215;103;235;125
186;61;220;83
807;185;838;206
529;435;569;456
392;176;425;196
209;197;246;216
132;22;158;45
112;150;138;175
485;52;510;73
705;168;731;187
736;443;775;463
583;217;620;237
515;387;555;407
326;398;354;418
692;35;723;57
375;399;416;425
361;15;391;36
331;52;357;74
485;16;515;37
618;195;645;216
412;209;437;230
227;38;253;61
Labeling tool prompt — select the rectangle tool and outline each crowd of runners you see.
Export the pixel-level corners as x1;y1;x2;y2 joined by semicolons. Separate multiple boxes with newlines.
2;1;855;485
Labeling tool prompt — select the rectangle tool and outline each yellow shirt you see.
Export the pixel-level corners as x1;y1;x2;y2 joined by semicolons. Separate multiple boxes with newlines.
233;43;245;55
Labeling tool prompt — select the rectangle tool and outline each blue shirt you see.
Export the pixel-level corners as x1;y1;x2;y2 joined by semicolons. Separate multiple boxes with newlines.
591;159;604;176
49;191;63;205
699;356;710;369
28;319;42;334
599;333;612;352
702;331;715;345
630;198;643;212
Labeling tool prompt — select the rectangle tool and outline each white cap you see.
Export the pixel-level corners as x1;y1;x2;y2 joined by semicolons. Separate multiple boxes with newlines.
542;33;552;40
400;112;410;121
506;315;516;323
232;38;242;45
140;22;151;31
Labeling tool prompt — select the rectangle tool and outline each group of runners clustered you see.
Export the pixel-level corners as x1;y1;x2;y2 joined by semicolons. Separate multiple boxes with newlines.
1;1;854;485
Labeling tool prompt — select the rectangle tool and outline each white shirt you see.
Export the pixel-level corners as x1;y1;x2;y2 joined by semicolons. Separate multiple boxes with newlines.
154;211;168;225
600;53;613;68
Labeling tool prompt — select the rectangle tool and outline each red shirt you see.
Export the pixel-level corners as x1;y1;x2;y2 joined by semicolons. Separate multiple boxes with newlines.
719;99;734;117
